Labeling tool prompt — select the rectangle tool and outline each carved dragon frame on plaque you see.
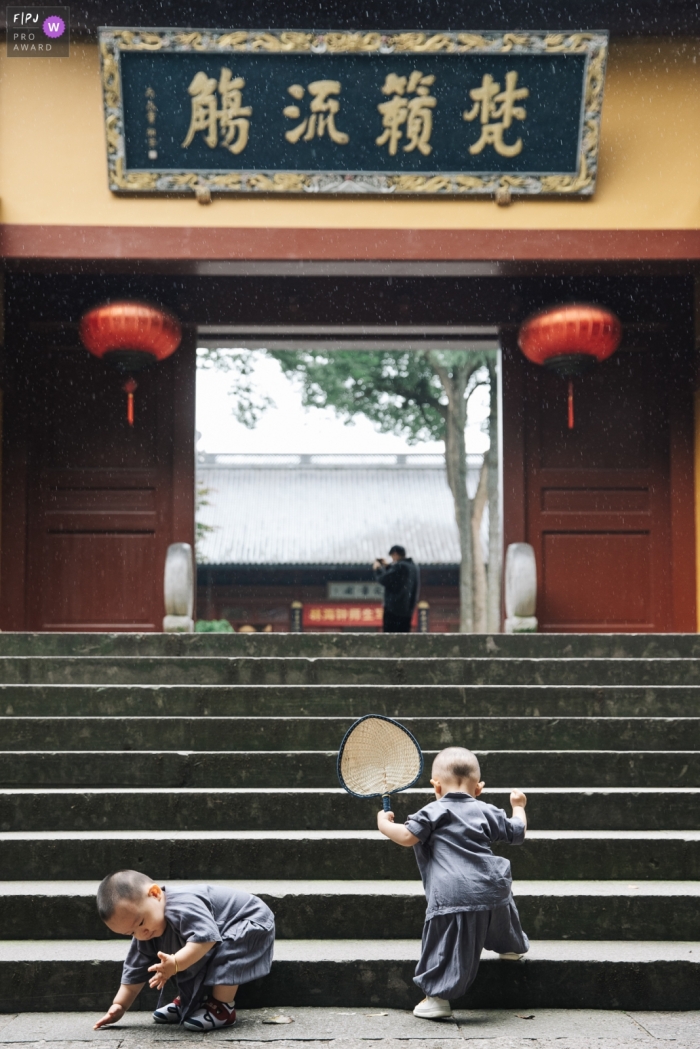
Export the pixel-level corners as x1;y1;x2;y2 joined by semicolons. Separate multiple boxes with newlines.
99;28;608;197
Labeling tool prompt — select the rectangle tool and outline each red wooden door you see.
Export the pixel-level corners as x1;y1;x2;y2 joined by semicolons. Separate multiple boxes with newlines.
1;333;195;631
504;344;695;633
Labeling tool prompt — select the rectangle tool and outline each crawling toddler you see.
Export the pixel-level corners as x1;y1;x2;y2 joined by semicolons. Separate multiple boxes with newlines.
377;746;529;1019
93;870;275;1031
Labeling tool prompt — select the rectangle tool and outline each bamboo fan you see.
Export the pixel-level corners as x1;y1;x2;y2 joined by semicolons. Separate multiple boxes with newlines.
337;714;423;811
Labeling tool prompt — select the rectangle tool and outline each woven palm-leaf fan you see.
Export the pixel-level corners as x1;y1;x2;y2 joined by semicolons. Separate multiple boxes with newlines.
337;714;423;811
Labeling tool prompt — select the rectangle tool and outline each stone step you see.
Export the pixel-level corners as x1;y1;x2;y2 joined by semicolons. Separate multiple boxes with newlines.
1;749;697;788
0;938;698;1011
4;684;700;718
3;716;699;751
3;631;700;659
1;829;698;881
1;879;698;942
1;787;698;832
1;656;700;686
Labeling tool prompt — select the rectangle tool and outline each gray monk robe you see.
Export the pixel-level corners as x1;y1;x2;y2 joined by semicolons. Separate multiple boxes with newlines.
121;885;275;1023
405;792;529;1000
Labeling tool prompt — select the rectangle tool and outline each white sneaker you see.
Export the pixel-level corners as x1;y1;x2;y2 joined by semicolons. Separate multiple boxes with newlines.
413;996;452;1019
153;995;181;1024
183;997;237;1031
499;952;526;960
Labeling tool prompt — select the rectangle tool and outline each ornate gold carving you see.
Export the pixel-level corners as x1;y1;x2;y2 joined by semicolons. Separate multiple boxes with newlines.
250;32;313;51
390;33;454;52
501;34;531;51
585;46;606;114
105;113;120;154
214;32;249;50
100;42;121;109
454;175;490;191
456;34;491;50
389;175;452;193
169;173;200;187
583;117;598;154
209;173;243;189
111;157;160;191
545;33;594;52
113;30;163;50
173;33;206;50
540;156;591;194
323;32;382;52
498;174;529;188
246;172;309;191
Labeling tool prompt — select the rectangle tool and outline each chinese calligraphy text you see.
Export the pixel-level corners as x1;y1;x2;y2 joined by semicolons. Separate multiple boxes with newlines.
182;67;251;154
145;86;157;159
376;70;436;156
463;70;529;157
283;80;349;144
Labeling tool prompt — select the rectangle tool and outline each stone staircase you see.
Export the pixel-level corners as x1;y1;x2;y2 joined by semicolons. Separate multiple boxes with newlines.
0;631;699;1013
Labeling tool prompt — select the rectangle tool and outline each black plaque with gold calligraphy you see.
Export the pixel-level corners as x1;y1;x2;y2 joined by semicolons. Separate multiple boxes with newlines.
100;29;608;197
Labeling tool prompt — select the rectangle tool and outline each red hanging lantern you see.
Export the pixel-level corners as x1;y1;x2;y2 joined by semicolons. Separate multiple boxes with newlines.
79;301;182;426
518;303;622;429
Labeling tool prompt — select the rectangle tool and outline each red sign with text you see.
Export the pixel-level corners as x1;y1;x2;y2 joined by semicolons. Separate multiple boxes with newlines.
302;604;383;628
302;604;419;629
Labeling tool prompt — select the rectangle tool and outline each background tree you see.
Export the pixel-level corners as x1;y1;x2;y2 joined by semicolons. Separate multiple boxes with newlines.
271;350;499;632
203;347;500;632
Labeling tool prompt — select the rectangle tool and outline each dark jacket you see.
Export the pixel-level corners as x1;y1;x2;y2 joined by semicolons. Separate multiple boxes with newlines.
374;557;420;618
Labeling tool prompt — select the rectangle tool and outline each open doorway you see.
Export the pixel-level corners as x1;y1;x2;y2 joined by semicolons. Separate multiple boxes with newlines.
194;343;501;634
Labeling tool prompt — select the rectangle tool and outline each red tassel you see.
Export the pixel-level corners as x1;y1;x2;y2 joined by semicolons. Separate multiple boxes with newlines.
567;379;574;430
123;378;137;426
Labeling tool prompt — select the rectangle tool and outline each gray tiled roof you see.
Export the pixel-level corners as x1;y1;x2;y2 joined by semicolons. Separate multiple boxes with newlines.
195;454;479;566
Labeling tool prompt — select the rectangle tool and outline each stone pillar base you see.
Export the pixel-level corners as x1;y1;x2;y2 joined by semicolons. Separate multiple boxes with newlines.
163;615;194;633
505;616;538;633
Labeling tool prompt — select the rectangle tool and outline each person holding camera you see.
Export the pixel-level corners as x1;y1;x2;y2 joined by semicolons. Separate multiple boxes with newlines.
372;545;420;633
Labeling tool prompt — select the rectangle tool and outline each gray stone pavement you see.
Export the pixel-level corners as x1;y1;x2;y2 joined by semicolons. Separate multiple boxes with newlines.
0;1010;698;1049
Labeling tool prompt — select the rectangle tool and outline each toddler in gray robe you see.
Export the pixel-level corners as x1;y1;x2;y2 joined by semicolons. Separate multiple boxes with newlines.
377;746;528;1020
93;871;275;1032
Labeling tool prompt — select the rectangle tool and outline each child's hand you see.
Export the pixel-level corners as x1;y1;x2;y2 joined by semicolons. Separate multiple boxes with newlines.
93;1003;125;1029
377;809;395;828
510;790;527;808
148;951;177;990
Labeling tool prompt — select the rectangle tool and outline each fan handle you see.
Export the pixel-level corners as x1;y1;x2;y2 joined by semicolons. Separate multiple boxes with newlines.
382;795;393;812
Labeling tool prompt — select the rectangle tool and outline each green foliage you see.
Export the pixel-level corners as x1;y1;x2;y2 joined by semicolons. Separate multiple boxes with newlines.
195;481;215;555
271;349;495;445
196;347;496;445
195;618;234;632
270;349;445;444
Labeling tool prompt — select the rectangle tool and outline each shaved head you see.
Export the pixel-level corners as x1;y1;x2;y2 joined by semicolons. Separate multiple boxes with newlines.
432;747;481;785
96;870;153;921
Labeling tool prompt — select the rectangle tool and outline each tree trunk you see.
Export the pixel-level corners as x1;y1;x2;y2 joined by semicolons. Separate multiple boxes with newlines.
444;390;473;632
486;358;502;633
427;352;473;632
472;460;489;633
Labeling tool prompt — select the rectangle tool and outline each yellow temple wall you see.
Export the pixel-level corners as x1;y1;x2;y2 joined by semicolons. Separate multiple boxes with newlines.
0;37;698;230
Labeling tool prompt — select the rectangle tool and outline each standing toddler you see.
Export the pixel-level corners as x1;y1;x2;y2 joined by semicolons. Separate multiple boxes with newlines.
377;746;529;1019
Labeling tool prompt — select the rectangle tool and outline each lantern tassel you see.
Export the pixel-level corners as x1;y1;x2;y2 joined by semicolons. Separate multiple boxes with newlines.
123;378;138;426
567;379;575;430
